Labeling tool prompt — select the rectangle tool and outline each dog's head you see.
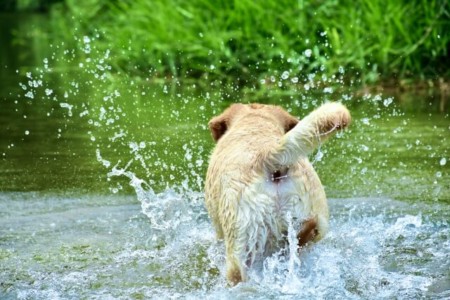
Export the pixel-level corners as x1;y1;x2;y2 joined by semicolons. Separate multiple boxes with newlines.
208;103;299;142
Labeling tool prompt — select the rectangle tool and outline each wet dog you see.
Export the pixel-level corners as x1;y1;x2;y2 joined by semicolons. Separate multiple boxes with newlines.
205;102;351;285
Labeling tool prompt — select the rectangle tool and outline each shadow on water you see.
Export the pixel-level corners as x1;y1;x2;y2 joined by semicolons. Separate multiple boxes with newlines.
0;12;449;299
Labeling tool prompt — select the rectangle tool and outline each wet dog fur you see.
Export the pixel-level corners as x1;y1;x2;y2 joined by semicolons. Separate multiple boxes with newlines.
205;102;351;285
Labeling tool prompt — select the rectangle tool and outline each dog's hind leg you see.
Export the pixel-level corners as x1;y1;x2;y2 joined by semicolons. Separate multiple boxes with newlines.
225;241;247;285
297;217;318;247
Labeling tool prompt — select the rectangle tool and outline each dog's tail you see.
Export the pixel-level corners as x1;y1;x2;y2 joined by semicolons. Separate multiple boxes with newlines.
271;102;351;166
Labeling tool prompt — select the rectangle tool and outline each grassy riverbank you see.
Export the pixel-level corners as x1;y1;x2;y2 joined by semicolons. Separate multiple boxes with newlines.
12;0;448;88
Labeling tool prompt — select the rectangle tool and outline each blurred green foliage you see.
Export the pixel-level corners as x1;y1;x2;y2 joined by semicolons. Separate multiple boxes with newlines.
0;0;62;12
11;0;450;86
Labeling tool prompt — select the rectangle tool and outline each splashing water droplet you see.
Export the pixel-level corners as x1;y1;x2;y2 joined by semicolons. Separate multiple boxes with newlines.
440;158;446;166
383;97;393;107
315;149;324;162
25;91;34;99
60;103;73;117
304;49;312;58
96;149;111;168
323;87;333;94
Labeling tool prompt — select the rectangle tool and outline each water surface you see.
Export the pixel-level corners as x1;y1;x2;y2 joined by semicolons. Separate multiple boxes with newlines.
0;12;449;299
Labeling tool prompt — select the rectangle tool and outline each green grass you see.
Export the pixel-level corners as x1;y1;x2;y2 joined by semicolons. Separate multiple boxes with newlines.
40;0;449;87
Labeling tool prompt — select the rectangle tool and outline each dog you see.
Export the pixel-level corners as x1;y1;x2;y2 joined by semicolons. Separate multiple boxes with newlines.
205;102;351;285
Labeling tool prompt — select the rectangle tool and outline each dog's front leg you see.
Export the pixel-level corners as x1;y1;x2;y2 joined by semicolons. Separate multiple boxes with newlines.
271;102;351;166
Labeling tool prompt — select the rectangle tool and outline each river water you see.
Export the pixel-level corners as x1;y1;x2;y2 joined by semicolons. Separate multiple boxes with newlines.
0;13;449;299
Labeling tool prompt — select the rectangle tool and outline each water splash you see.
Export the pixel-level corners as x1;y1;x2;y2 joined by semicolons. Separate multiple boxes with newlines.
2;191;448;299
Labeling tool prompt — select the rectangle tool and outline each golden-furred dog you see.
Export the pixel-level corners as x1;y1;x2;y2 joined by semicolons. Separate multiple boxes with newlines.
205;102;351;285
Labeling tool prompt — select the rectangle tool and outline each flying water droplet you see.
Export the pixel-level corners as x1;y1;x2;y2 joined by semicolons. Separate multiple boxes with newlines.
25;91;34;99
60;102;73;117
383;97;393;107
96;149;111;168
304;49;312;58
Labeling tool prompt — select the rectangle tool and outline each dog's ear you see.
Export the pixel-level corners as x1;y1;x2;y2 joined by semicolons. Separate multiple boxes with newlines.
284;115;299;132
208;104;245;142
272;107;299;133
208;115;227;142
